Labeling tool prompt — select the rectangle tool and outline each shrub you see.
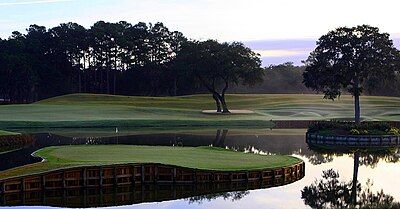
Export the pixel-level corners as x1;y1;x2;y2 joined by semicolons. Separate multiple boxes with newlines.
389;127;400;135
308;121;397;135
350;129;360;135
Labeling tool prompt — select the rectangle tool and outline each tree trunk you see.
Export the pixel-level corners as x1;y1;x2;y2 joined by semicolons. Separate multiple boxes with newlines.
220;80;230;113
220;129;228;145
213;130;221;147
354;94;361;124
212;129;228;147
173;76;178;96
213;93;222;112
219;94;230;113
106;69;110;94
78;71;82;93
351;152;360;206
354;77;361;124
196;75;230;113
113;70;116;95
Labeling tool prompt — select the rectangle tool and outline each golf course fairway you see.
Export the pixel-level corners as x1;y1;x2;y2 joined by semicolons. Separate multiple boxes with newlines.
0;93;399;129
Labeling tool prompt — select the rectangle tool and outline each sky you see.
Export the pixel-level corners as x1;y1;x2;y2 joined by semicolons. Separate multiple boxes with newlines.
0;0;400;65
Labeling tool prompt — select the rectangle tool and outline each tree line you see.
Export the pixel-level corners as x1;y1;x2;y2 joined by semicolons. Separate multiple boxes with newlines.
0;21;264;110
1;22;399;110
0;21;190;103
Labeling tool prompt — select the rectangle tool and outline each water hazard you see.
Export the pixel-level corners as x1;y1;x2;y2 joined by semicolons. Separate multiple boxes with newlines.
0;128;399;209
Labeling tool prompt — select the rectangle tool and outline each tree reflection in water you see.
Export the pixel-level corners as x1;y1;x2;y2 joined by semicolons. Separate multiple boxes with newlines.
302;169;354;208
301;143;400;209
303;143;400;209
304;145;400;167
302;169;400;209
187;191;250;204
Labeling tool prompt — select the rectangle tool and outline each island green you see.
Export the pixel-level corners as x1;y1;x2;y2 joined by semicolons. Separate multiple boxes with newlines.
0;145;301;179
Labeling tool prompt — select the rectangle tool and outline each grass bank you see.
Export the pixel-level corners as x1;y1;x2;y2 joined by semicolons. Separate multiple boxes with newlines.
0;130;19;136
0;145;301;179
0;93;399;129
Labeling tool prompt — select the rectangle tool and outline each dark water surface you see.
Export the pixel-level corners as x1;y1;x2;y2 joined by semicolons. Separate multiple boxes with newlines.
1;128;399;209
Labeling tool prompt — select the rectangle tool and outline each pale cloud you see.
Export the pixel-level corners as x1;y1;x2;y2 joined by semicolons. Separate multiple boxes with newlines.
0;0;73;7
97;0;400;41
1;0;400;41
254;49;309;57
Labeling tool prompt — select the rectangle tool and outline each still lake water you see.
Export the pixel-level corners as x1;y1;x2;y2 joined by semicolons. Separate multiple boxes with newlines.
1;128;399;209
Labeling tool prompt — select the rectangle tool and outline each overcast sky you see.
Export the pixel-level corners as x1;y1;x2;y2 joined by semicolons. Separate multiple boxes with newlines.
1;0;400;65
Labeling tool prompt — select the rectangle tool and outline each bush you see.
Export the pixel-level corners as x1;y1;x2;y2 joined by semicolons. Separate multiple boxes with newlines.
308;121;397;136
350;129;360;135
389;127;400;135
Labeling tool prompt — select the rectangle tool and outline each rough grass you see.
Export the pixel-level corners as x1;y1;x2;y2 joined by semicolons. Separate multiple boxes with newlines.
0;145;301;179
0;93;399;129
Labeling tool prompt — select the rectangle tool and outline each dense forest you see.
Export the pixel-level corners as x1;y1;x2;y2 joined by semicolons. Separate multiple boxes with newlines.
0;21;190;103
0;21;399;104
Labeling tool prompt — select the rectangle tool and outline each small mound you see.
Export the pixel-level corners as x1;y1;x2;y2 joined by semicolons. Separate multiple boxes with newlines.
202;110;255;115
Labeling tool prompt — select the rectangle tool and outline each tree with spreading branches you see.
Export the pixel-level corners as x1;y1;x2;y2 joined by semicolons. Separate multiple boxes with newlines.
177;40;264;113
303;25;400;124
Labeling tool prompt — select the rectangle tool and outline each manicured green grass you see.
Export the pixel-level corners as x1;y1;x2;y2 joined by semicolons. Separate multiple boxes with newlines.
0;93;399;129
0;145;301;179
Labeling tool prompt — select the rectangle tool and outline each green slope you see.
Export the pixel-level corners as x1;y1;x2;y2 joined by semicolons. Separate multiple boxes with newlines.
0;93;399;129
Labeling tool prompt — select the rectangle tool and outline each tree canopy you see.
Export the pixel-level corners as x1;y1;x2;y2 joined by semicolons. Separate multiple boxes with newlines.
176;40;264;112
0;21;191;102
0;21;265;105
303;25;400;123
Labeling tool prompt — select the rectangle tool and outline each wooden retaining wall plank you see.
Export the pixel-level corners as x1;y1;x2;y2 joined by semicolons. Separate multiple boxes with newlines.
0;162;305;194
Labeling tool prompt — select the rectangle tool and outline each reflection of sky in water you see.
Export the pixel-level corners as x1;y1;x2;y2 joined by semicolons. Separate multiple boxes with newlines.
3;130;400;209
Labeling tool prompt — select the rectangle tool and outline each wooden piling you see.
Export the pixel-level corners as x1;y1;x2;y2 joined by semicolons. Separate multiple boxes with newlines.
173;168;177;183
141;165;145;183
99;167;103;187
82;168;87;187
113;167;117;186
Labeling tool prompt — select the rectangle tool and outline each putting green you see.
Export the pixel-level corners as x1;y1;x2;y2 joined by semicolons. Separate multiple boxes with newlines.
0;93;399;129
0;145;302;179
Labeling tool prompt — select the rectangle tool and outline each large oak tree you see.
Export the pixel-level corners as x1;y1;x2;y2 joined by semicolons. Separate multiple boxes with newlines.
176;40;264;113
303;25;400;123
